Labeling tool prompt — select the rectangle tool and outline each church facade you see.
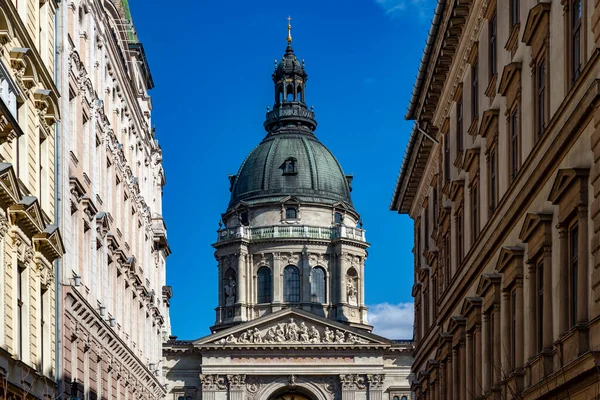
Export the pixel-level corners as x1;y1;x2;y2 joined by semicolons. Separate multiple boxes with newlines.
163;24;413;400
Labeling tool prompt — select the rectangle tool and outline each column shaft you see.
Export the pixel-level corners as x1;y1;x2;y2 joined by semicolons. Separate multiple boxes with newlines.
542;248;553;350
578;206;589;323
558;226;569;335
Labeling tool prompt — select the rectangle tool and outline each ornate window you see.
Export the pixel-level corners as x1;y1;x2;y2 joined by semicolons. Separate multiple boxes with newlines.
240;211;249;226
310;267;326;303
457;98;463;153
334;211;343;224
510;0;519;28
257;267;272;304
489;10;497;78
285;207;297;220
569;222;578;327
569;0;582;84
488;147;498;212
283;265;300;303
472;61;479;121
509;105;520;181
535;58;547;139
472;181;480;240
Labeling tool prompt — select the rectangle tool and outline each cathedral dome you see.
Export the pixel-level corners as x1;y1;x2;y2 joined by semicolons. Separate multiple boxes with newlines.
228;133;353;210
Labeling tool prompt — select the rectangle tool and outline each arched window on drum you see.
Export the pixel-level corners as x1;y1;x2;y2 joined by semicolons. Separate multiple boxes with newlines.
257;267;272;304
310;267;326;303
283;265;300;302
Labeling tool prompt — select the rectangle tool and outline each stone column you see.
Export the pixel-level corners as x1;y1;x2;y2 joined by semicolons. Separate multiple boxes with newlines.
339;375;357;400
438;361;445;400
527;262;537;360
227;375;246;400
558;224;569;336
302;250;311;309
360;258;365;307
237;254;246;305
482;313;489;392
200;374;227;400
542;246;553;352
459;345;466;399
340;253;348;304
273;253;282;308
367;374;384;400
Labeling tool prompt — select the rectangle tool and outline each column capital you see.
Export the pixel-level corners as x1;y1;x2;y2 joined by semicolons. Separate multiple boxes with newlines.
366;374;385;391
227;374;246;391
200;374;227;391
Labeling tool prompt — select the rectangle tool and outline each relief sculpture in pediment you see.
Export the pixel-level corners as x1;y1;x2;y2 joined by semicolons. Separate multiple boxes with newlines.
214;318;369;345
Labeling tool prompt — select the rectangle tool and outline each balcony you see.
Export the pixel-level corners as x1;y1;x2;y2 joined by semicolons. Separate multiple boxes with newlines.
216;224;366;243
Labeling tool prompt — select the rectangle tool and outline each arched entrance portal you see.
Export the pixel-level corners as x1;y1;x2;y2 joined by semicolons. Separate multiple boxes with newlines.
271;393;313;400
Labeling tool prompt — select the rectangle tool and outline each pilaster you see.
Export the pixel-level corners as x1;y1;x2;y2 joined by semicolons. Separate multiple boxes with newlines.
366;374;384;400
228;374;246;400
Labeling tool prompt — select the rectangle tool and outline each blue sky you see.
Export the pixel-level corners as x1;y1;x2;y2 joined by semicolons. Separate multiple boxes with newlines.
130;0;435;339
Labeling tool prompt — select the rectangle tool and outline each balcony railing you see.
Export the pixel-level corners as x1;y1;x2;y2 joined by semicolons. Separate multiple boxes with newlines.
216;224;366;243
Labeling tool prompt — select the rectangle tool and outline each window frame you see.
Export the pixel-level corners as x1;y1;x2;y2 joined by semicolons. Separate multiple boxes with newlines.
509;104;521;181
444;134;451;183
285;207;297;220
257;267;272;304
534;56;549;140
489;10;498;79
310;266;326;303
488;145;498;212
283;265;301;303
536;258;544;353
510;0;519;29
569;0;583;85
457;97;464;153
472;181;480;241
456;207;464;266
472;61;479;121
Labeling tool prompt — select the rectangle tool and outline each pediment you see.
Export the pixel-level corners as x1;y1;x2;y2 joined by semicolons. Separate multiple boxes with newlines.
0;163;21;209
476;273;501;297
280;195;301;205
498;62;522;96
496;246;524;273
195;308;390;348
522;3;551;46
478;109;499;138
518;212;552;242
547;168;589;205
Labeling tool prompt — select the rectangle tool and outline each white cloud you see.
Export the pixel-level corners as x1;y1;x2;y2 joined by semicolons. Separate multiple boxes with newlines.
374;0;431;18
368;302;414;340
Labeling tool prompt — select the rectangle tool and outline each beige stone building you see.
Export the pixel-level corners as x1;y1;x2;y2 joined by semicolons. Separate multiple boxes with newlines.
164;27;413;400
55;1;169;399
391;0;600;398
0;0;64;399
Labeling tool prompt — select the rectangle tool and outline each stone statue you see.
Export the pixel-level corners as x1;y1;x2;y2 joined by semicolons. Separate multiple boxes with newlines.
323;327;334;343
265;327;276;343
224;276;236;306
238;331;249;344
275;324;286;342
309;326;320;343
346;276;358;306
335;329;345;343
286;318;299;341
299;322;310;343
252;328;262;343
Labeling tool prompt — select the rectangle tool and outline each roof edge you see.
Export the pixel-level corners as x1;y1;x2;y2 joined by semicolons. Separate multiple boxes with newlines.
405;0;447;120
390;125;419;213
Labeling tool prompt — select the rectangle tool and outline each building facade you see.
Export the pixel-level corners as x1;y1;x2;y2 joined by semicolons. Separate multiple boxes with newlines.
164;27;413;400
55;1;170;399
0;0;64;398
391;0;600;398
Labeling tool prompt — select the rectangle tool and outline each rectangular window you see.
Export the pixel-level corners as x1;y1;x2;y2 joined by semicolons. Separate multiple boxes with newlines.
569;222;578;327
17;264;24;360
424;207;429;250
488;311;495;386
537;260;544;352
444;135;451;182
433;185;438;224
432;275;438;319
472;183;480;240
489;11;498;78
511;288;517;369
510;0;520;28
472;62;479;120
40;284;46;372
489;149;497;211
457;98;463;152
445;235;451;285
535;58;547;139
415;221;421;267
423;290;429;330
509;106;520;181
571;0;582;83
457;211;464;265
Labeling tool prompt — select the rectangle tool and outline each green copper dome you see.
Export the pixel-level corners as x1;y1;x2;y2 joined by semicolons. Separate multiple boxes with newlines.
227;42;353;211
228;133;353;210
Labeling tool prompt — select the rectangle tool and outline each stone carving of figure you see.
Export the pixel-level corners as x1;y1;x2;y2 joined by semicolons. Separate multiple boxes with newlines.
252;328;262;343
224;276;236;306
346;277;358;306
275;324;286;342
309;326;320;343
323;327;334;343
225;334;237;344
266;327;277;343
238;331;249;344
335;329;345;343
299;322;310;343
286;319;299;341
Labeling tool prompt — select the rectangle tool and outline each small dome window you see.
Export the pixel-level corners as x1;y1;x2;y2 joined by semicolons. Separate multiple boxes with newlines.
334;212;343;224
282;157;298;175
285;207;297;220
240;212;249;226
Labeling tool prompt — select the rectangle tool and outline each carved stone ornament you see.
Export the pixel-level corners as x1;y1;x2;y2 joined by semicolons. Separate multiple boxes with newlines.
339;374;367;391
214;318;369;345
227;374;246;390
367;374;384;390
200;374;227;390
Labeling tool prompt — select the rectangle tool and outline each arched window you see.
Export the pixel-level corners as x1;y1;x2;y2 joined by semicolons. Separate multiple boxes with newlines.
310;267;326;303
286;84;294;102
297;88;303;102
283;265;300;302
257;267;272;303
285;207;297;219
278;88;283;103
393;397;399;400
401;396;407;400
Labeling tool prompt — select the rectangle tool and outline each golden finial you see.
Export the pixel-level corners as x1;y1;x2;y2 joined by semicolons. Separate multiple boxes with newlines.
287;16;292;44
